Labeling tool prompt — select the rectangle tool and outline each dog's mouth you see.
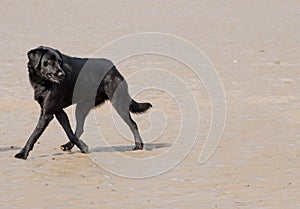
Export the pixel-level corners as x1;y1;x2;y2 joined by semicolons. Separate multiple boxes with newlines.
45;73;63;84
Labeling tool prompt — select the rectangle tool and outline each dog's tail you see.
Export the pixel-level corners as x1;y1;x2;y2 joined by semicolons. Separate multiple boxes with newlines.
129;100;152;114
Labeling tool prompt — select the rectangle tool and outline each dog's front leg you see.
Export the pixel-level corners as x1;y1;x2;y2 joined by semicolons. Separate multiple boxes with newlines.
15;112;54;159
55;110;88;153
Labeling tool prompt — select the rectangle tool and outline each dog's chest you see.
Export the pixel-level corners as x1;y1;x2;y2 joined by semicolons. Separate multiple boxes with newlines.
32;83;48;105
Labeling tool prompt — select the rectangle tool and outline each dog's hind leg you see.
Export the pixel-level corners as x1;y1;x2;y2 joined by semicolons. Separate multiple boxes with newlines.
107;79;144;150
112;102;144;150
55;110;88;153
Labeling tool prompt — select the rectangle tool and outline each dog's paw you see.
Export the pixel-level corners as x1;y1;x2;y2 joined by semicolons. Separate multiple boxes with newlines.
15;152;28;160
78;140;89;153
60;142;74;151
133;143;144;150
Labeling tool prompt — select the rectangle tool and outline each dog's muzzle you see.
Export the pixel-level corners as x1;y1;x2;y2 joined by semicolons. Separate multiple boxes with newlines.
57;70;65;79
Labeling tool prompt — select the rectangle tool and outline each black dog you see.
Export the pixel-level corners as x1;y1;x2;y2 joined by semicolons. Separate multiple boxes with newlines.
15;46;152;159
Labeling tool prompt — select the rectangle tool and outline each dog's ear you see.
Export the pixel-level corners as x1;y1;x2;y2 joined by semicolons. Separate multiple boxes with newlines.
55;49;63;60
27;48;45;69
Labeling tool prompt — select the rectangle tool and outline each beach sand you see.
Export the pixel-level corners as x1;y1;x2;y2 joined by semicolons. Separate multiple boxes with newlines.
0;1;299;208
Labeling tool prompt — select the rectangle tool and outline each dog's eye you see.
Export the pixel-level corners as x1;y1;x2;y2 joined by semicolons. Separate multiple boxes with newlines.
47;60;53;64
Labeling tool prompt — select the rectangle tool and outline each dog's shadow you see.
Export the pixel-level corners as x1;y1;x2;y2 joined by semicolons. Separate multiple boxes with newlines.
90;143;172;153
0;146;21;152
47;143;172;158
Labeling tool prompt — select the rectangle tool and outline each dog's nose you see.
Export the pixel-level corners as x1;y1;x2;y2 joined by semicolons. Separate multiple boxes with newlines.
57;70;65;79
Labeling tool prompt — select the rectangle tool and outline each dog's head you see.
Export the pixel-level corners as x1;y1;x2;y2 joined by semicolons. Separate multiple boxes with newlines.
27;46;65;84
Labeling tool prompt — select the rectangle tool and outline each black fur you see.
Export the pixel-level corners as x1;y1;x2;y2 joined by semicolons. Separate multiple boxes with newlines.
15;46;152;159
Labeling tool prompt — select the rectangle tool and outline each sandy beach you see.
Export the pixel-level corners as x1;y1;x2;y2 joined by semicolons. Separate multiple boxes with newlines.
0;1;299;208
